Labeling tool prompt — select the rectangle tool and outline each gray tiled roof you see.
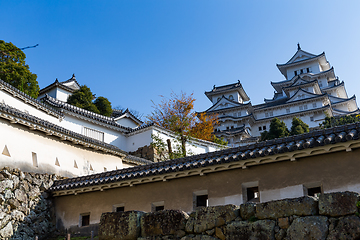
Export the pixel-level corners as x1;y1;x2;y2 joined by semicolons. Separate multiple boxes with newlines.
42;95;132;131
0;102;152;165
49;122;360;192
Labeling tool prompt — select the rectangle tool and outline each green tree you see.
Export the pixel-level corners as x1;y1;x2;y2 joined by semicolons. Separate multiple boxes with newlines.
260;118;289;141
94;96;113;117
290;117;309;135
320;115;360;128
0;40;39;98
67;85;99;113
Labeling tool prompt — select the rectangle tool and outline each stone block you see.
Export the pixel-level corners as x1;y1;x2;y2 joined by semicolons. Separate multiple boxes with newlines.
185;204;239;233
319;191;359;217
140;210;189;237
256;196;318;219
278;217;290;229
286;216;328;240
327;215;360;240
240;202;256;220
99;211;144;240
226;220;275;240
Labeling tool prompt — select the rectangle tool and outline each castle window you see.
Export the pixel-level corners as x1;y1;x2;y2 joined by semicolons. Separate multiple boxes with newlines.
242;181;259;203
294;71;297;76
151;201;165;212
229;95;234;101
300;69;303;74
312;103;317;108
32;152;38;167
310;116;314;122
193;190;208;210
269;111;273;117
265;112;269;117
259;126;262;131
286;108;290;113
263;126;266;130
83;127;104;142
113;204;125;212
307;187;322;197
299;106;303;110
247;187;260;202
238;112;242;117
80;213;90;227
304;105;308;110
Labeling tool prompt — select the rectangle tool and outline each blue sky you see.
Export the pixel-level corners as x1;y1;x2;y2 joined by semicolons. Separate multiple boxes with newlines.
2;1;360;118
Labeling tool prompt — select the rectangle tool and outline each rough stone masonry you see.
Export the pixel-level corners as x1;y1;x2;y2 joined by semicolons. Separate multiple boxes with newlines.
0;167;61;240
99;191;360;240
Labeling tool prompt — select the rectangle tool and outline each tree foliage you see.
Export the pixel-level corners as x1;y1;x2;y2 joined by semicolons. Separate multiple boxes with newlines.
261;118;289;141
94;97;113;117
0;40;39;98
290;117;309;136
148;91;220;158
320;115;360;129
67;85;112;116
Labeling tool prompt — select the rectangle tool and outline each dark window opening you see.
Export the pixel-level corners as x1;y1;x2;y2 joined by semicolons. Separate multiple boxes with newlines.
300;69;303;74
81;215;90;227
308;187;321;197
155;205;164;211
263;126;266;130
307;68;310;73
116;206;124;212
196;195;208;207
294;71;297;76
247;187;260;202
259;126;262;131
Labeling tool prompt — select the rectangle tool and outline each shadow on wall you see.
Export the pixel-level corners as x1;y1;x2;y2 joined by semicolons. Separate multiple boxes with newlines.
0;167;64;240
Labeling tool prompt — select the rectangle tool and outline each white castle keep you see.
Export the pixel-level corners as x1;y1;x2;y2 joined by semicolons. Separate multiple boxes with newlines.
204;44;359;147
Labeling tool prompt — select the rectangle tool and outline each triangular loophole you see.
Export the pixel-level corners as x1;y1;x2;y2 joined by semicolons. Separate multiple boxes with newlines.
74;160;78;169
2;145;10;157
90;164;93;171
55;158;60;167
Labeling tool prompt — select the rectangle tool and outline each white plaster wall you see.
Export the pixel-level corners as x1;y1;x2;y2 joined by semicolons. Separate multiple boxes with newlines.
56;88;72;102
126;129;153;152
58;114;127;149
286;62;321;80
38;88;57;100
115;118;139;128
0;119;124;177
0;89;61;123
260;185;304;202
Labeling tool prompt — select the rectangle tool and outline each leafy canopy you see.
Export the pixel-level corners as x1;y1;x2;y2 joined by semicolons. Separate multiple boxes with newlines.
0;40;39;98
261;117;310;141
320;115;360;128
261;118;289;141
290;117;309;136
148;91;221;158
67;85;112;117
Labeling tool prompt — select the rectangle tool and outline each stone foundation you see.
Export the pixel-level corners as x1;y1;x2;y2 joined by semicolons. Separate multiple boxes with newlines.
99;191;360;240
0;167;63;240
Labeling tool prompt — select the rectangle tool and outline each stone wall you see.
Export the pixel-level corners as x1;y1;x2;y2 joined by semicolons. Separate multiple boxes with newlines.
0;167;61;240
98;191;360;240
129;145;155;162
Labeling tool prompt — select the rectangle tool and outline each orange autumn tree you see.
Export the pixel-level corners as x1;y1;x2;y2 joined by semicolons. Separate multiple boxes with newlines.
148;91;221;159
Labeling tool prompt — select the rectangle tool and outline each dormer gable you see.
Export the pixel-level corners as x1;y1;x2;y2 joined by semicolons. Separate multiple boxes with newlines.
286;88;324;103
61;74;80;91
114;109;143;128
285;44;317;65
205;95;244;112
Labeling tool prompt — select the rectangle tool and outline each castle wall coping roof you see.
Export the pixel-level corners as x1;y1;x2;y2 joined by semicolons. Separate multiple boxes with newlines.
0;79;63;118
0;102;151;165
50;120;360;195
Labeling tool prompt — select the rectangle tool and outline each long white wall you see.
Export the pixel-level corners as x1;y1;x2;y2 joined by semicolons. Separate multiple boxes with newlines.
0;119;124;177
